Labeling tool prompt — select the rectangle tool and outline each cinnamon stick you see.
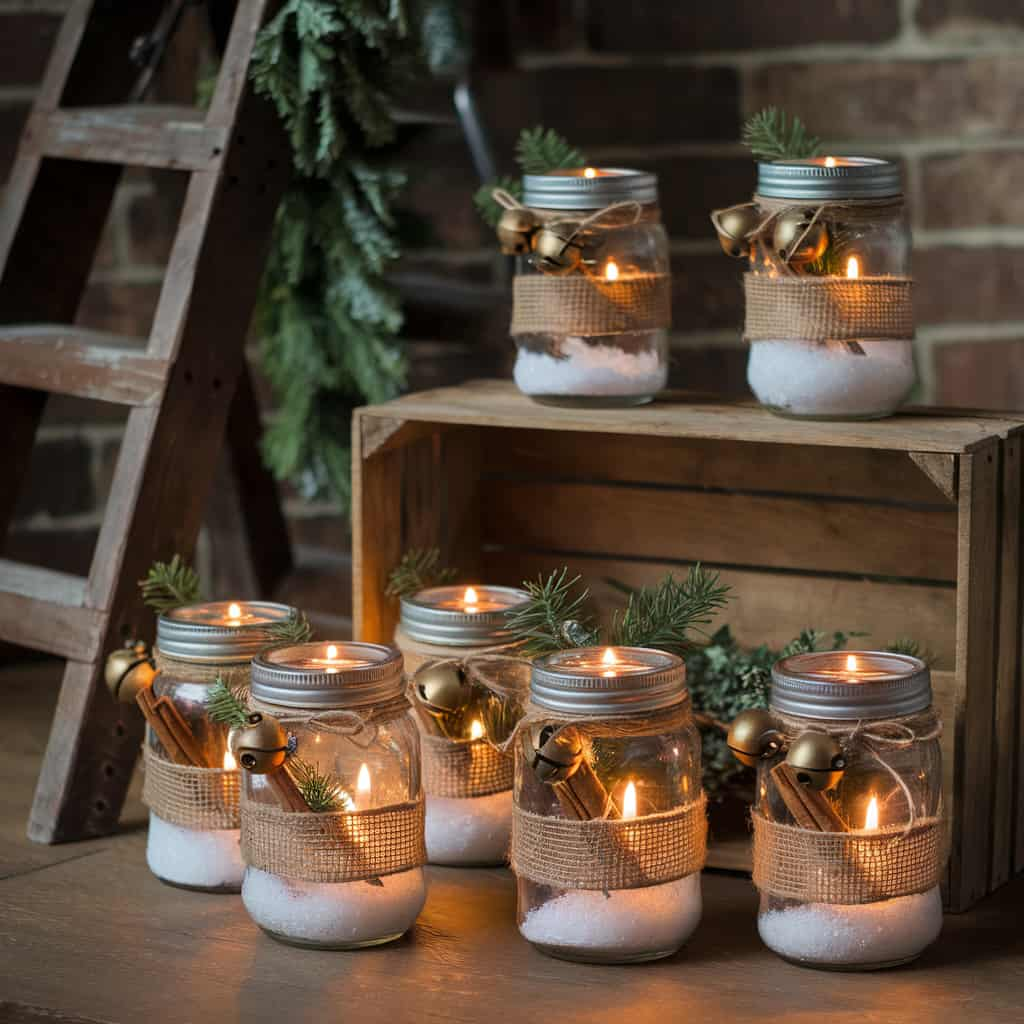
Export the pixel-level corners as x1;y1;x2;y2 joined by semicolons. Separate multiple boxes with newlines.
137;689;205;767
550;727;620;822
771;762;848;833
265;765;310;812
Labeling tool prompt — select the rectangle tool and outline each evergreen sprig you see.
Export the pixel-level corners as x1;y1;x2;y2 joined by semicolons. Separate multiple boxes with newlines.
505;568;600;657
474;127;587;228
288;757;346;812
741;107;820;162
266;609;314;647
385;547;458;598
138;555;201;614
205;677;250;730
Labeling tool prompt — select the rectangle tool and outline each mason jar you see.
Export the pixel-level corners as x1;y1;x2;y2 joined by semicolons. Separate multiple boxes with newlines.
511;168;670;408
512;646;706;963
744;158;914;419
144;600;295;892
239;641;426;949
748;651;943;970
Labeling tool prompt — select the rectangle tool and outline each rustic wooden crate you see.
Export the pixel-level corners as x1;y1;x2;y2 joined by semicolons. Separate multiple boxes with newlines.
352;380;1024;912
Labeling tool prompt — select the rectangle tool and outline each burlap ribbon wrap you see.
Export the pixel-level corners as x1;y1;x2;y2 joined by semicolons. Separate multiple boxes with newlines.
142;744;241;830
241;797;426;884
153;648;251;686
421;734;514;799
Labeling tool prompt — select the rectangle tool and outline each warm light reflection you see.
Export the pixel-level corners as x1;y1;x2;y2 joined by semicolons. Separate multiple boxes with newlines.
623;780;637;820
223;750;237;770
326;644;339;660
470;719;484;740
227;602;242;621
463;586;479;612
864;795;879;831
825;156;837;168
602;647;618;678
583;167;597;178
846;255;860;280
357;763;372;794
605;259;620;282
846;653;859;672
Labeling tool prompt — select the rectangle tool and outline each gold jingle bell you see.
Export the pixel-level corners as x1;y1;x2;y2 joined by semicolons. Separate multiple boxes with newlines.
714;206;761;260
104;641;157;703
528;723;583;783
773;209;829;266
785;730;846;791
230;712;288;774
414;662;474;716
496;207;541;256
727;708;782;767
531;225;583;275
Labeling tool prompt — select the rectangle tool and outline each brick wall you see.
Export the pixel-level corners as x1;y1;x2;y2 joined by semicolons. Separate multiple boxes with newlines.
2;1;1023;629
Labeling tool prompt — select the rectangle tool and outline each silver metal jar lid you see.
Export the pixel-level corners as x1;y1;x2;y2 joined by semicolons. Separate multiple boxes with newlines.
399;585;530;646
531;646;686;716
522;168;659;210
156;601;295;663
250;642;405;709
756;157;902;201
770;650;931;720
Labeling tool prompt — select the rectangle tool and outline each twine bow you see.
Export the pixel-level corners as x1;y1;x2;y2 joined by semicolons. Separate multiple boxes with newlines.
492;188;643;248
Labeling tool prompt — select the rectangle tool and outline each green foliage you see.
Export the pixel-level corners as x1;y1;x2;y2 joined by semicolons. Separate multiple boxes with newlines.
250;0;461;504
385;547;458;598
288;757;345;812
887;637;933;664
742;107;820;162
475;127;587;227
266;609;315;647
205;678;250;730
506;568;600;657
138;555;201;614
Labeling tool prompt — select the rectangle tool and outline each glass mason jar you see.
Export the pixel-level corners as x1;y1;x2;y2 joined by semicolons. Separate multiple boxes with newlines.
144;600;295;893
240;642;426;950
744;158;914;419
513;647;705;964
750;651;943;970
511;168;670;408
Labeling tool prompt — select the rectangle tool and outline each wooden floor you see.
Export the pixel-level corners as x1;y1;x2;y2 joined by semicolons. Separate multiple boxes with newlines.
3;660;1024;1024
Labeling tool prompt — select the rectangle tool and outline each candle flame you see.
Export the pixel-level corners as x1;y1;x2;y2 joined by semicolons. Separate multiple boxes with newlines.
846;653;858;672
623;781;637;820
227;602;241;620
846;255;860;279
601;646;618;678
357;763;371;794
825;156;837;168
223;749;236;770
470;719;484;740
326;644;339;660
463;586;478;607
583;167;597;178
604;259;620;282
864;795;879;831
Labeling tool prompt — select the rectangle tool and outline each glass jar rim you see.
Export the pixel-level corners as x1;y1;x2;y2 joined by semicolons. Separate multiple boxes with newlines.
756;157;902;201
522;168;658;210
399;585;529;646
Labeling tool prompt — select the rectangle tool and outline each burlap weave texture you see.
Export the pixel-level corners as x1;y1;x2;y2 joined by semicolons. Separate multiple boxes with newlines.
142;744;240;830
421;735;514;799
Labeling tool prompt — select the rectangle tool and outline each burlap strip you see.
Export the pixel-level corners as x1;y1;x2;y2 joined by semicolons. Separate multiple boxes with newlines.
511;793;707;891
752;812;944;905
240;796;426;883
153;648;251;685
421;735;513;799
142;744;240;830
744;274;913;342
512;272;671;337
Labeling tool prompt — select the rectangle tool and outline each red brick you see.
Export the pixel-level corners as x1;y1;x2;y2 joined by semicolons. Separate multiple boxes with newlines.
0;13;60;87
75;281;162;338
746;57;1024;140
589;2;899;52
920;151;1024;229
915;246;1024;325
934;339;1024;410
645;156;755;240
918;0;1024;38
671;251;745;332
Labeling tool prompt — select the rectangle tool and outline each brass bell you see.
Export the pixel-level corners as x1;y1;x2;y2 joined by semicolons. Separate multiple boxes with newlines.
496;207;541;255
727;708;782;767
230;712;288;774
773;209;828;266
528;723;583;783
414;662;474;716
714;206;761;259
786;730;846;791
531;225;583;275
104;641;156;703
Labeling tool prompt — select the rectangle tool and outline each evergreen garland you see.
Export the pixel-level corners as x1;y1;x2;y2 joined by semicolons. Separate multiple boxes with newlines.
250;0;461;505
138;555;201;614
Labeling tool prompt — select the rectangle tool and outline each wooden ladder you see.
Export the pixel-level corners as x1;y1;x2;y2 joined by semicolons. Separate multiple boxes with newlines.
0;0;291;842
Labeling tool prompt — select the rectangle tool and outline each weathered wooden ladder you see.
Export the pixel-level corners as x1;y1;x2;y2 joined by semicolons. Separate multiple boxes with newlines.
0;0;290;842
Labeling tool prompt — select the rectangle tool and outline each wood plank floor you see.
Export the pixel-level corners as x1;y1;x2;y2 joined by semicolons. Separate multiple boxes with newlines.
2;659;1023;1024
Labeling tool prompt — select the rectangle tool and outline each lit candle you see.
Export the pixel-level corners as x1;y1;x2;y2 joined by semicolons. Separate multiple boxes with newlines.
223;749;237;770
463;586;479;613
227;602;242;624
863;794;879;832
583;167;597;178
357;763;371;803
622;780;637;820
604;259;620;282
602;647;618;678
825;156;837;168
846;255;859;280
469;719;484;741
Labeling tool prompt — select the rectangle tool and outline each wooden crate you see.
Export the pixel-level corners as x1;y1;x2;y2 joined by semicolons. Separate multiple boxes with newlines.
352;380;1024;912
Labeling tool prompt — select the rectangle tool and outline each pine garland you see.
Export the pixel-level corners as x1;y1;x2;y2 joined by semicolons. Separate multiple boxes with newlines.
385;547;458;598
741;107;820;162
138;555;201;614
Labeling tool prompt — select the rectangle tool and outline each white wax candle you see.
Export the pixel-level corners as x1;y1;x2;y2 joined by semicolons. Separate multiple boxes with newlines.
758;885;942;967
425;791;512;866
514;336;667;398
747;339;914;418
146;812;245;891
519;872;702;962
242;867;427;948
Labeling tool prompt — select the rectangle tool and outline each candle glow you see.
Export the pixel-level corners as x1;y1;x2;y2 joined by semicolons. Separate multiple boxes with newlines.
357;763;371;796
605;259;620;282
463;586;479;613
846;255;860;280
602;647;618;678
583;167;597;178
227;602;242;621
825;156;837;168
223;749;236;770
864;795;879;831
846;654;859;672
470;719;484;740
622;780;638;820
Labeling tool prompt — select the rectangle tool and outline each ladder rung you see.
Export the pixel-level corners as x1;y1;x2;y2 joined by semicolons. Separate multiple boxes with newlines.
0;560;104;660
31;105;226;171
0;325;167;405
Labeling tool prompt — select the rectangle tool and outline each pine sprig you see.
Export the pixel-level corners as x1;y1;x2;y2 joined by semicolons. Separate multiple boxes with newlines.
138;555;201;614
205;677;250;729
741;107;820;162
505;568;599;657
385;547;458;598
265;609;314;647
288;757;347;812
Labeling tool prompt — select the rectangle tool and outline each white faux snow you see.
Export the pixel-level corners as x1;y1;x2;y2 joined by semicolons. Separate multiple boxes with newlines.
758;885;942;967
426;791;512;866
242;867;427;948
519;871;702;961
513;336;667;399
747;339;915;418
146;812;245;891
